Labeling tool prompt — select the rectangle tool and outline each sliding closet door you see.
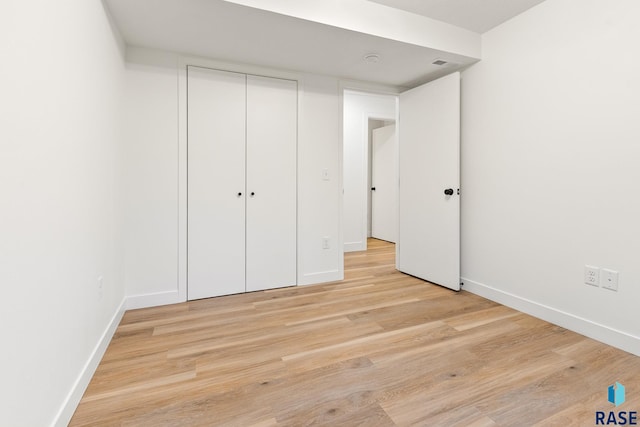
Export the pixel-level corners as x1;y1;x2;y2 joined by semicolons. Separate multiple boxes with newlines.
187;66;247;299
245;75;297;292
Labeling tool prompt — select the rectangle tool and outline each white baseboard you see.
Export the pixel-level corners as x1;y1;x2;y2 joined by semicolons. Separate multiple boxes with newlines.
298;269;342;286
52;298;126;427
461;277;640;357
125;290;183;310
344;242;366;252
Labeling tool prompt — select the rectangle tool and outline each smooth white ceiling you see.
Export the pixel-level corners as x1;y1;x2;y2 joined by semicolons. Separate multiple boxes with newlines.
105;0;545;88
367;0;547;33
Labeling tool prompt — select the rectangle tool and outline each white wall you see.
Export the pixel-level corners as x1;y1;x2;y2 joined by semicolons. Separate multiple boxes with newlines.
461;0;640;355
0;1;127;425
121;48;347;302
123;48;180;306
297;74;344;285
343;91;397;251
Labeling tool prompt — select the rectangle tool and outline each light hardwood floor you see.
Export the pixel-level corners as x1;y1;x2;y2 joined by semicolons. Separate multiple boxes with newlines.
71;239;640;426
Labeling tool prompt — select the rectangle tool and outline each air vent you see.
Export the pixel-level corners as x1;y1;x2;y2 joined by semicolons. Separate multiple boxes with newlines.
432;59;448;66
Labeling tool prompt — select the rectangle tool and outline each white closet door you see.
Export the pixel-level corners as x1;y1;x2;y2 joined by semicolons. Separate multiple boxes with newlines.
187;66;247;300
245;75;297;292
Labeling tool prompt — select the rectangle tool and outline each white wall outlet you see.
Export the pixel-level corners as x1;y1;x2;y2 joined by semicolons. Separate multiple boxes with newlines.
601;269;619;291
97;275;104;299
584;265;599;286
322;236;330;249
322;169;330;181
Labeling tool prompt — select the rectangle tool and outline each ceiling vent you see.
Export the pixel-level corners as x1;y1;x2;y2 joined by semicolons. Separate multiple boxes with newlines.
432;59;448;66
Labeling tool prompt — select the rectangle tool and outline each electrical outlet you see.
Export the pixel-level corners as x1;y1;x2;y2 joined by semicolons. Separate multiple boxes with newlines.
322;236;330;249
584;265;599;286
601;269;619;291
322;169;330;181
97;275;104;299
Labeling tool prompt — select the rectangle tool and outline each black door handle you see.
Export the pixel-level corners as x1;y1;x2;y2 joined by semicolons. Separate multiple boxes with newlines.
444;188;454;196
371;187;376;191
250;192;255;196
237;192;242;197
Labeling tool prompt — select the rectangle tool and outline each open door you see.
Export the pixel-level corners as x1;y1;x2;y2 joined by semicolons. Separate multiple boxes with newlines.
397;72;460;291
371;124;397;243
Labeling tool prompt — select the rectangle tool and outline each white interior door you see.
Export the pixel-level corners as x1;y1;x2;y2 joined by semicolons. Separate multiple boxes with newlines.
398;72;460;291
245;75;297;292
371;124;397;243
187;66;247;299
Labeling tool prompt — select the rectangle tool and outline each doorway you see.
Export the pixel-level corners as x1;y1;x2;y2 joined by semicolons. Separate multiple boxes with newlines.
343;90;398;252
342;73;460;291
368;120;396;243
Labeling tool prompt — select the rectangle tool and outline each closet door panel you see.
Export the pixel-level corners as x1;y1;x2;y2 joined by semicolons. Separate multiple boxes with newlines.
187;66;246;299
246;75;297;292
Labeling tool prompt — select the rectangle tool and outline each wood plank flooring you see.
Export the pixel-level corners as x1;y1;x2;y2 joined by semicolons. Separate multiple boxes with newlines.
70;239;640;426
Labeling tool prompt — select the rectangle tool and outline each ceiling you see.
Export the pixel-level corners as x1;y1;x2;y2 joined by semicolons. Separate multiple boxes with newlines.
105;0;546;88
367;0;548;33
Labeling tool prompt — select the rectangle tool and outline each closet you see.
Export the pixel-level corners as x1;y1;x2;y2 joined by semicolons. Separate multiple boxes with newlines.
187;66;297;300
